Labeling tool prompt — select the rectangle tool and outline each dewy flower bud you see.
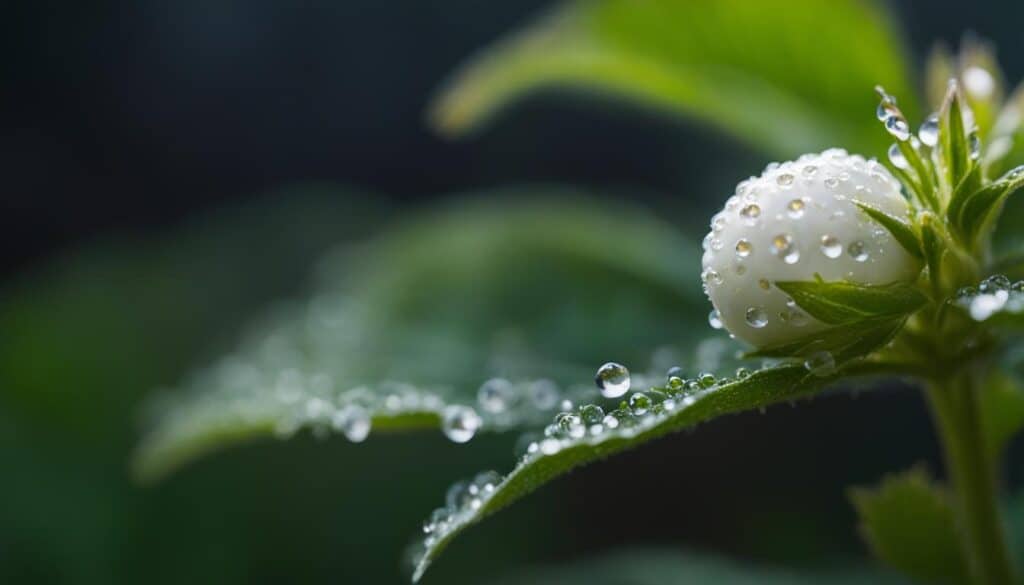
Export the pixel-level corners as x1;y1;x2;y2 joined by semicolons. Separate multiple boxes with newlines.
701;148;921;347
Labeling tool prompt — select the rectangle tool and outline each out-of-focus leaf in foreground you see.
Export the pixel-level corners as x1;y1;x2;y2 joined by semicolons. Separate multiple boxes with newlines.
429;0;916;157
134;192;707;482
412;364;842;582
487;548;909;585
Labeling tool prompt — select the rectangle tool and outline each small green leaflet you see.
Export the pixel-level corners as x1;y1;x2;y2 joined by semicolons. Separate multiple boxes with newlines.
774;280;927;325
854;202;923;259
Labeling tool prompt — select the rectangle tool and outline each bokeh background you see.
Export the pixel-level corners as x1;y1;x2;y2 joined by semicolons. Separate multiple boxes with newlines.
3;0;1024;583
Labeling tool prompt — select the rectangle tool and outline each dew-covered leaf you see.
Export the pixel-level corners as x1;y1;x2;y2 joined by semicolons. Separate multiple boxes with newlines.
412;363;843;582
428;0;916;158
134;194;707;482
773;280;927;325
487;548;910;585
849;467;970;585
951;275;1024;327
853;202;923;259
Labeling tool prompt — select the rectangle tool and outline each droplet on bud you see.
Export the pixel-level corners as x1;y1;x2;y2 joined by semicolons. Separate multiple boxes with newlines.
745;307;768;328
739;204;761;225
331;405;371;443
820;234;842;258
847;241;869;262
786;199;805;219
595;362;631;398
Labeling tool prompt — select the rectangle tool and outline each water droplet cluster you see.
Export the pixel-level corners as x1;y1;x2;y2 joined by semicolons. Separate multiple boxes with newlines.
701;149;921;347
955;275;1024;322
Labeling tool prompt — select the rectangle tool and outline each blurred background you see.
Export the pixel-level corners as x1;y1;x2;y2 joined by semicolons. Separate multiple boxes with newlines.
3;0;1024;583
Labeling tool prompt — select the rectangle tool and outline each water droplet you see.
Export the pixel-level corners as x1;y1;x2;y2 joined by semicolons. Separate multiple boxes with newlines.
539;437;561;455
472;470;502;495
698;372;716;387
629;393;651;415
528;379;560;410
710;238;723;251
969;132;981;160
331;404;371;442
424;507;452;534
770;234;799;264
885;116;911;141
803;351;836;377
776;173;795;187
739;204;761;225
441;405;482;443
824;176;839;190
579;404;605;425
847;241;869;262
758;278;770;290
595;362;631;398
745;307;767;328
735;238;753;258
919;114;939;146
602;413;620;429
786;199;805;218
702;268;723;286
887;143;909;169
667;376;684;391
708;309;723;329
818;234;842;259
446;480;471;509
477;378;513;414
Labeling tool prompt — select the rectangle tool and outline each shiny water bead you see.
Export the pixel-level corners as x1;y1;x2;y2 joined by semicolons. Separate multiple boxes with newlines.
803;351;837;377
666;366;684;379
919;114;940;147
698;372;716;387
708;309;723;329
745;307;768;328
441;405;482;443
885;116;911;141
735;367;751;378
969;133;981;160
887;143;909;169
667;376;684;391
471;470;502;495
701;149;920;347
629;393;652;415
777;173;795;187
446;480;472;509
847;241;869;262
963;66;996;99
820;235;842;258
595;362;631;398
601;413;620;429
579;404;605;425
424;507;451;534
477;378;513;414
331;404;371;443
528;379;560;410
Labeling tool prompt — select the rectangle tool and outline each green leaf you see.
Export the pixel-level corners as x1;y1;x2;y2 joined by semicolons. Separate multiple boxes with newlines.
920;212;946;296
940;81;973;190
978;370;1024;464
954;166;1024;247
745;316;905;362
849;467;970;585
854;202;923;259
773;280;927;325
429;0;916;158
412;364;841;582
134;194;708;482
488;548;910;585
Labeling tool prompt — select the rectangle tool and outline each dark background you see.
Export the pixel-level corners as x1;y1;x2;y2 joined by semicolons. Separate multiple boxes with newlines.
2;0;1023;583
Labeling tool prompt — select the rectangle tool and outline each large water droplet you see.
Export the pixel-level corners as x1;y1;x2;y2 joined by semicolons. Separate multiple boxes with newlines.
770;234;799;264
919;114;939;147
441;405;482;443
708;309;723;329
786;199;805;219
847;241;869;262
735;238;753;258
888;143;909;169
629;393;651;415
804;351;836;377
745;307;768;328
477;378;513;414
820;234;842;258
739;204;761;225
885;116;911;141
595;362;631;398
331;404;371;442
579;404;605;425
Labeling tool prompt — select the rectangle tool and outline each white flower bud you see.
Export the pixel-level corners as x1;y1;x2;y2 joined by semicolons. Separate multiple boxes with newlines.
701;148;921;347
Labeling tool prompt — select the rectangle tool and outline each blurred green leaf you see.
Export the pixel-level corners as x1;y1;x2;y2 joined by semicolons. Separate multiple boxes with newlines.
135;193;708;481
773;281;926;326
487;548;909;585
979;371;1024;464
429;0;916;158
412;364;842;582
849;467;970;585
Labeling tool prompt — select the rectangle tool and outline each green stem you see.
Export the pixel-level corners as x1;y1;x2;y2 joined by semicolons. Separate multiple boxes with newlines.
926;372;1016;585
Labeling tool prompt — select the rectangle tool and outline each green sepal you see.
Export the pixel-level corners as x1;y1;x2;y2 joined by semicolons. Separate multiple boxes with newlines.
854;202;924;259
774;280;927;325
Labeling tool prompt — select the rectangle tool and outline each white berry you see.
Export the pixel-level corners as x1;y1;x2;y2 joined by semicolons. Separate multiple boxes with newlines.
701;148;921;348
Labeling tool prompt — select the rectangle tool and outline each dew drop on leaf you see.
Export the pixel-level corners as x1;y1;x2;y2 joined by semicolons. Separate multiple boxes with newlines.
885;116;911;141
441;405;481;443
331;404;371;443
735;238;753;258
847;241;869;262
629;393;651;415
595;362;631;398
786;199;805;218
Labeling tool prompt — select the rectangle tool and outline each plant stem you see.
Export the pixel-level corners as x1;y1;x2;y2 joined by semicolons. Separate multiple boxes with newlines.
925;371;1016;585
